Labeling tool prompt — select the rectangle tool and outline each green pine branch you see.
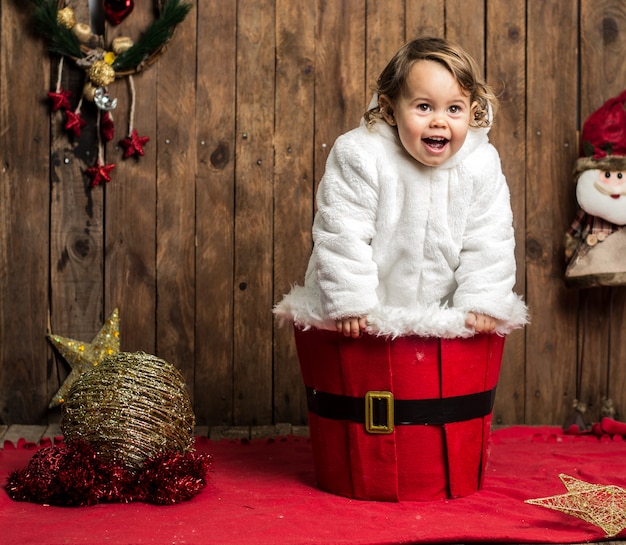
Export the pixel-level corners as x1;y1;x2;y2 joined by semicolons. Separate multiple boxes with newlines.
32;0;84;59
112;0;192;72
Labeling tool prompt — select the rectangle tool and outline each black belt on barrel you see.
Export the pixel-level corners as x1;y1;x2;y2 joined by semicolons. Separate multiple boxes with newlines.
305;385;497;434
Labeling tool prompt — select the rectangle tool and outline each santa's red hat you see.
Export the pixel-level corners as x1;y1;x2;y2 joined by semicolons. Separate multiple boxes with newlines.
574;89;626;179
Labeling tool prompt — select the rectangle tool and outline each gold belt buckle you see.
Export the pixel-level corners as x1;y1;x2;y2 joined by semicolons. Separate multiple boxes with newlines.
364;391;394;434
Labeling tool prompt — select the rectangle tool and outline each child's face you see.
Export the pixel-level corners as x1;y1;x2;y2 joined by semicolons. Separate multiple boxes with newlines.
380;60;476;167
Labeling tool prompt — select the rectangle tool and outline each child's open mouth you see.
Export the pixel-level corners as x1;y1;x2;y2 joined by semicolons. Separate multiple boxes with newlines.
423;137;449;151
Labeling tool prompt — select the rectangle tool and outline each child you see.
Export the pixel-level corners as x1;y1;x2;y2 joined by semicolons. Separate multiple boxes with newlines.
275;37;527;339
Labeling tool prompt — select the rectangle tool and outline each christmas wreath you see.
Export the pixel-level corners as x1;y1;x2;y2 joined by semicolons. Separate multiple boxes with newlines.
33;0;192;185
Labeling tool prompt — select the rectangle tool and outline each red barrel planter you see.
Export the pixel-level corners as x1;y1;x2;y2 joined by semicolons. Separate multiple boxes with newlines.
294;327;505;501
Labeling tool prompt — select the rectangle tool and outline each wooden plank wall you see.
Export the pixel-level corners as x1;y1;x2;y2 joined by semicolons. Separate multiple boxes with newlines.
1;0;626;428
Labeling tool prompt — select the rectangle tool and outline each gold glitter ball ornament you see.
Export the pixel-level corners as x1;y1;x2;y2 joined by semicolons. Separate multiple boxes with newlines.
57;7;76;29
61;351;195;471
89;60;116;87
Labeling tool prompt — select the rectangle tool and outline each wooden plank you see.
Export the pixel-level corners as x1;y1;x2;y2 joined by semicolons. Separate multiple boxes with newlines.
103;0;158;355
43;423;63;440
48;0;104;422
155;2;197;395
575;289;611;423
580;0;626;100
250;423;293;439
291;425;310;437
0;2;51;424
608;289;626;422
273;0;315;425
194;425;209;438
579;0;626;424
405;0;444;40
209;426;251;441
365;0;405;106
2;425;46;446
487;0;527;425
445;0;485;71
525;0;579;424
233;0;276;425
194;0;237;426
314;0;366;185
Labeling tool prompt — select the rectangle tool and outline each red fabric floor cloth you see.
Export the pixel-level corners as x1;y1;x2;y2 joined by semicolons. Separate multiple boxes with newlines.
2;426;626;545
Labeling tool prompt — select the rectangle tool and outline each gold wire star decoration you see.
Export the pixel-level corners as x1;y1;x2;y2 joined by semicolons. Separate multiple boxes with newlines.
47;308;120;408
526;474;626;538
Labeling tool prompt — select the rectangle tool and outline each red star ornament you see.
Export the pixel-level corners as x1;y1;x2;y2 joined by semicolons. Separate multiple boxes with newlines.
101;112;115;143
48;88;72;111
65;110;87;137
119;129;150;158
86;162;115;186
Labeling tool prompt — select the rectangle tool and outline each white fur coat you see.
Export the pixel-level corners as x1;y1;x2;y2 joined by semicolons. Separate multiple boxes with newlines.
274;119;528;338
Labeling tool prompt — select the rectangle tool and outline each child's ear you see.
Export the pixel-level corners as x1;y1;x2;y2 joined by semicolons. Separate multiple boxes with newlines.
378;95;397;126
470;101;479;121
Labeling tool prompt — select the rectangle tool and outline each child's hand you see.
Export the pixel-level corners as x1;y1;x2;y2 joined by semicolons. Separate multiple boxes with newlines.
336;316;368;338
465;312;497;334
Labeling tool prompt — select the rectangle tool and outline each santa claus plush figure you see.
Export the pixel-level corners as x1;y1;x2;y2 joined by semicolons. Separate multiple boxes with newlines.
565;89;626;287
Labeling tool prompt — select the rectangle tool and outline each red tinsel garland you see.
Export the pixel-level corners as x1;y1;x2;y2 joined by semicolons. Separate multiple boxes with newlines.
5;440;212;507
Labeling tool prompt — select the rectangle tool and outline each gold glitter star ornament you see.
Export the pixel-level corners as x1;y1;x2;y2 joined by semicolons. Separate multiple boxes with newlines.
47;308;120;408
526;474;626;537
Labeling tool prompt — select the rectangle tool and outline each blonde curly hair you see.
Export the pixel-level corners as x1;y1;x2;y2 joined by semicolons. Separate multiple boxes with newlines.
364;37;498;129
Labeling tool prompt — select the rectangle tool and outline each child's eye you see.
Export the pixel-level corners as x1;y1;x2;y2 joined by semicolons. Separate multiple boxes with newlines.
417;103;431;112
449;105;461;114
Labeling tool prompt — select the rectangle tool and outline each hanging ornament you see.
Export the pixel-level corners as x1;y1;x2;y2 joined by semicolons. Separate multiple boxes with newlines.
72;22;93;44
64;108;86;137
88;60;116;87
103;0;135;25
85;161;115;186
85;102;116;186
120;129;149;158
111;36;134;54
56;6;76;28
93;87;118;111
32;0;192;184
48;87;72;111
118;76;149;158
101;111;115;142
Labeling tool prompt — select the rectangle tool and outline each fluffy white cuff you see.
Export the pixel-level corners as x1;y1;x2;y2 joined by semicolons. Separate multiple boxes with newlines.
274;285;528;339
